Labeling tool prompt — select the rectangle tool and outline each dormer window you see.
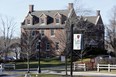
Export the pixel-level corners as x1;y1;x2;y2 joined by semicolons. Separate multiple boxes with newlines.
54;12;62;24
27;19;31;25
25;13;33;25
41;18;45;24
40;13;47;25
55;18;60;23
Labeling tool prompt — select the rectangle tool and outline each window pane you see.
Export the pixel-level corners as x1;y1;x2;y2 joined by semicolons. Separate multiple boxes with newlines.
51;29;55;36
27;19;30;24
41;18;44;23
36;42;40;50
32;31;35;36
41;30;44;36
55;42;59;50
46;43;50;50
55;18;60;23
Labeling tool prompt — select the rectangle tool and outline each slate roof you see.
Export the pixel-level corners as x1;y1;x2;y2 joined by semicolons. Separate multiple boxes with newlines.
21;9;99;28
83;16;98;24
21;9;70;29
31;10;70;18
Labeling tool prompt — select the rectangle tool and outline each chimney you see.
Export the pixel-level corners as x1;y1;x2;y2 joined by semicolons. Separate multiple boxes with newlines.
29;5;34;12
68;3;73;10
96;10;100;16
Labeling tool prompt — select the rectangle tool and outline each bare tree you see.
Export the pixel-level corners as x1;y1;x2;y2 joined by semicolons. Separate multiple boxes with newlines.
106;6;116;55
74;0;93;16
9;37;21;60
55;29;67;55
21;29;40;73
0;16;16;60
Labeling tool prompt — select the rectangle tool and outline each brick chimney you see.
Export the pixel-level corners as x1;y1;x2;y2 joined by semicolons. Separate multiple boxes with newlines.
29;5;34;12
68;3;73;11
96;10;100;16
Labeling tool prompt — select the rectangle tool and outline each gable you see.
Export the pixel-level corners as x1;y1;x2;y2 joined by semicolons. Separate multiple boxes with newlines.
68;8;76;18
54;12;62;18
25;13;33;19
96;16;104;25
40;13;47;18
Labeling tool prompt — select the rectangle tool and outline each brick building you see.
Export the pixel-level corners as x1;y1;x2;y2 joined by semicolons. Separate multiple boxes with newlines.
21;3;104;58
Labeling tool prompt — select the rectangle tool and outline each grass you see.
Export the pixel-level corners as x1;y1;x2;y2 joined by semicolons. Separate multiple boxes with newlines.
75;58;91;63
10;57;70;69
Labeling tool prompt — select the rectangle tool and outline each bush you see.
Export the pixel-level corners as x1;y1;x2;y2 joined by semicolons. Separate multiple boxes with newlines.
84;47;107;58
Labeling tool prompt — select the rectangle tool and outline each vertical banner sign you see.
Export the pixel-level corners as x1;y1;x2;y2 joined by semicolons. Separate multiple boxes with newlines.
73;34;82;50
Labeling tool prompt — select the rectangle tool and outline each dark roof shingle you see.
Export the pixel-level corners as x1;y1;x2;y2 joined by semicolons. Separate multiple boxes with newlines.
83;16;98;24
31;10;70;18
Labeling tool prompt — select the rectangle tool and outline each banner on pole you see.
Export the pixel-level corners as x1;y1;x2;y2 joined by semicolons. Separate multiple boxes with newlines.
73;34;82;50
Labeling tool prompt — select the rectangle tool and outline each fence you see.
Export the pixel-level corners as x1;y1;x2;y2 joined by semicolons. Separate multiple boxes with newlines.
97;64;116;72
73;62;86;71
1;63;15;70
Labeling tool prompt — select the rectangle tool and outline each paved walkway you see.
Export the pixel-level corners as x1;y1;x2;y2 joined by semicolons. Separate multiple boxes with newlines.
2;69;116;77
31;70;116;77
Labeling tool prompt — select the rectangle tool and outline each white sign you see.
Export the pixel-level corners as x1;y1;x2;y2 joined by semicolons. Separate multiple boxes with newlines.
61;56;65;62
73;34;82;50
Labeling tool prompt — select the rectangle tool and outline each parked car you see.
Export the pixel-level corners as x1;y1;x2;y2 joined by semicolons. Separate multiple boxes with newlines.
1;56;16;61
94;55;116;65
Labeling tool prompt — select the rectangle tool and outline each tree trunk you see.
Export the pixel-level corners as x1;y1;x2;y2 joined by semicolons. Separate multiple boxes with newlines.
27;53;30;73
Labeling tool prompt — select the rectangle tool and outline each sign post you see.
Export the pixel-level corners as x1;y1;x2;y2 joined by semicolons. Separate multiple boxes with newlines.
70;24;73;77
70;25;83;77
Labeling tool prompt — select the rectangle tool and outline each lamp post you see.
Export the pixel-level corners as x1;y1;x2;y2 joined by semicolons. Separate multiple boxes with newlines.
38;39;41;73
66;23;74;77
70;24;74;77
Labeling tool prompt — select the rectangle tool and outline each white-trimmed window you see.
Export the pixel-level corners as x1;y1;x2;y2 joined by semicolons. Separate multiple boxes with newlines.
54;13;61;24
46;43;50;51
41;30;44;36
41;18;44;24
55;42;59;50
55;18;60;23
51;29;55;36
36;41;40;50
27;19;31;25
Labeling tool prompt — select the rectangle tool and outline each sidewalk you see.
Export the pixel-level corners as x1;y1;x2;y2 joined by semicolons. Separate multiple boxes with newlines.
3;68;116;77
71;71;116;77
31;70;116;77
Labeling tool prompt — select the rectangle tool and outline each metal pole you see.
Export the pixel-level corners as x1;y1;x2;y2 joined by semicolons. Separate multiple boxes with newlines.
70;24;74;77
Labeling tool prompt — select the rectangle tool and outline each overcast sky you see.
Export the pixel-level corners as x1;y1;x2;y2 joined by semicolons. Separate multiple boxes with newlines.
0;0;116;37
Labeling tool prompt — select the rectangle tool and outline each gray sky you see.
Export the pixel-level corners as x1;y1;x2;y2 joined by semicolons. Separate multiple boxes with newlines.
0;0;116;37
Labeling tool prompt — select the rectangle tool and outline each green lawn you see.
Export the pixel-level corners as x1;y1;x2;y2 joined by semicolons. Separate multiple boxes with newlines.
12;57;70;69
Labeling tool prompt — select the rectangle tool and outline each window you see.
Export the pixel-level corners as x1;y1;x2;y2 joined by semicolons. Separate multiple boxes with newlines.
36;41;40;50
55;42;59;50
41;30;44;36
46;43;50;51
27;19;31;24
41;18;44;24
51;29;55;36
31;31;36;37
55;18;60;23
